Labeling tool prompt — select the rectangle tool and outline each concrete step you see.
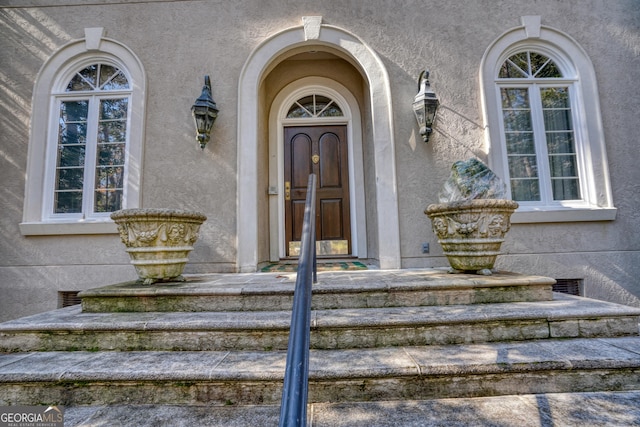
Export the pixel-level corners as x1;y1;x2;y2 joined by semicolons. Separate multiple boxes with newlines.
78;269;555;313
1;294;638;352
62;391;640;427
1;337;640;406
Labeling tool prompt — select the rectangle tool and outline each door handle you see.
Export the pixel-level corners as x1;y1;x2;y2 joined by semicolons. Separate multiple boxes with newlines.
285;181;291;201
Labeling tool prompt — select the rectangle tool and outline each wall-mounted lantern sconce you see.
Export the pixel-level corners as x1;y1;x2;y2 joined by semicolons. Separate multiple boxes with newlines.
412;70;439;143
191;75;219;149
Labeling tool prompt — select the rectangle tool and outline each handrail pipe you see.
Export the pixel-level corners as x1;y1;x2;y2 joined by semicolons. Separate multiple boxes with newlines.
278;174;317;427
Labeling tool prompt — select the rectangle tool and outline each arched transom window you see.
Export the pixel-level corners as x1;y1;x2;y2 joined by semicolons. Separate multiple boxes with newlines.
49;63;131;217
286;94;343;118
497;51;580;203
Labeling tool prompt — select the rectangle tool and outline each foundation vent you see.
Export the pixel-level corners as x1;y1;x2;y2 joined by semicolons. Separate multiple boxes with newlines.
58;291;82;308
553;279;582;296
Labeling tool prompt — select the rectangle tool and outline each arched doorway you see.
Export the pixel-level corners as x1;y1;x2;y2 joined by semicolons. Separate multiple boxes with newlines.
268;78;367;261
237;18;400;272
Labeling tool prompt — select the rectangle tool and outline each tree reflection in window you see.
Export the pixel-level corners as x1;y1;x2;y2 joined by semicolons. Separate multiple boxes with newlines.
54;64;130;214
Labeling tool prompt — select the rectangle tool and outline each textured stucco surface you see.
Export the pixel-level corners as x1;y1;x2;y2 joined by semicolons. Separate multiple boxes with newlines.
1;0;639;321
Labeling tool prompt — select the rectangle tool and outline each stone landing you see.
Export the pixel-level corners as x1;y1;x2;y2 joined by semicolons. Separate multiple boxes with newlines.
78;269;555;312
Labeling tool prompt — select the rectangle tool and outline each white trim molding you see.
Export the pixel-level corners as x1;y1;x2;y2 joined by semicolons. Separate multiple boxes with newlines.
20;28;146;236
237;21;400;272
480;17;616;223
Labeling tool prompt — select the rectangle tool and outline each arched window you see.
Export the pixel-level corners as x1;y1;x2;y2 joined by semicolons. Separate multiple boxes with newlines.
20;29;146;235
497;51;580;203
286;94;344;118
48;63;131;217
480;17;615;223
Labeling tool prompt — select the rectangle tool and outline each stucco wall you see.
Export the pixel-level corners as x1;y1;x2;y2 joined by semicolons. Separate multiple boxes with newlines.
1;0;639;321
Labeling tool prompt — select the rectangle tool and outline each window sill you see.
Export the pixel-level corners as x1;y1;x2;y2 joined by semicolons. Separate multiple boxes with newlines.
511;207;617;224
20;221;118;236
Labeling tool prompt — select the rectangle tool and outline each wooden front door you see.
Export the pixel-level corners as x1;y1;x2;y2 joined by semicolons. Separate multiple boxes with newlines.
284;125;351;257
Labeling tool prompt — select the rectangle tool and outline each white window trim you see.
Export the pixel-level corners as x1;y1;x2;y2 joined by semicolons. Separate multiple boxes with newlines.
480;16;616;223
20;28;146;235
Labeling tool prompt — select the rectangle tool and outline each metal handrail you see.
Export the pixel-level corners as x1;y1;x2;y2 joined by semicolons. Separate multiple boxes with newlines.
279;174;317;427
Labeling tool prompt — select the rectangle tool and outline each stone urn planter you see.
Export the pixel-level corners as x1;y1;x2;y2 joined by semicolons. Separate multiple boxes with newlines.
425;158;518;275
425;199;518;274
111;208;207;284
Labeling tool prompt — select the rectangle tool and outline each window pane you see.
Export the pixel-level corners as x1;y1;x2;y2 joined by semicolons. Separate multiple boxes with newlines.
66;74;94;92
98;65;130;90
97;143;125;166
95;189;123;213
78;65;98;87
551;178;580;200
505;132;535;154
100;98;128;120
60;100;89;122
56;167;84;190
543;109;573;131
94;166;124;212
536;62;562;78
314;95;331;115
287;105;311;118
510;53;530;75
508;155;538;178
99;65;117;87
54;191;83;213
549;154;578;178
95;166;123;189
501;88;529;109
546;132;575;154
529;52;562;78
59;100;89;147
511;179;540;201
98;121;127;143
499;60;527;78
503;110;532;131
57;145;85;167
60;123;88;145
532;53;562;78
541;87;570;107
102;70;129;90
65;65;98;92
297;96;314;112
318;104;343;117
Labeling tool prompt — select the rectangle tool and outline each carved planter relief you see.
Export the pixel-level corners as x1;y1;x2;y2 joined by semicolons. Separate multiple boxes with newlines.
425;199;518;275
111;208;207;284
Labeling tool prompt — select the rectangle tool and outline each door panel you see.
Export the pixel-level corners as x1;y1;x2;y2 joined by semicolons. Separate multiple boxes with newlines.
319;132;341;188
284;125;351;257
291;134;312;189
320;199;343;239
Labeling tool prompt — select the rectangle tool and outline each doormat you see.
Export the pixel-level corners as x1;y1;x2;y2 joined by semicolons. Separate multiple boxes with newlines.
261;261;367;273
